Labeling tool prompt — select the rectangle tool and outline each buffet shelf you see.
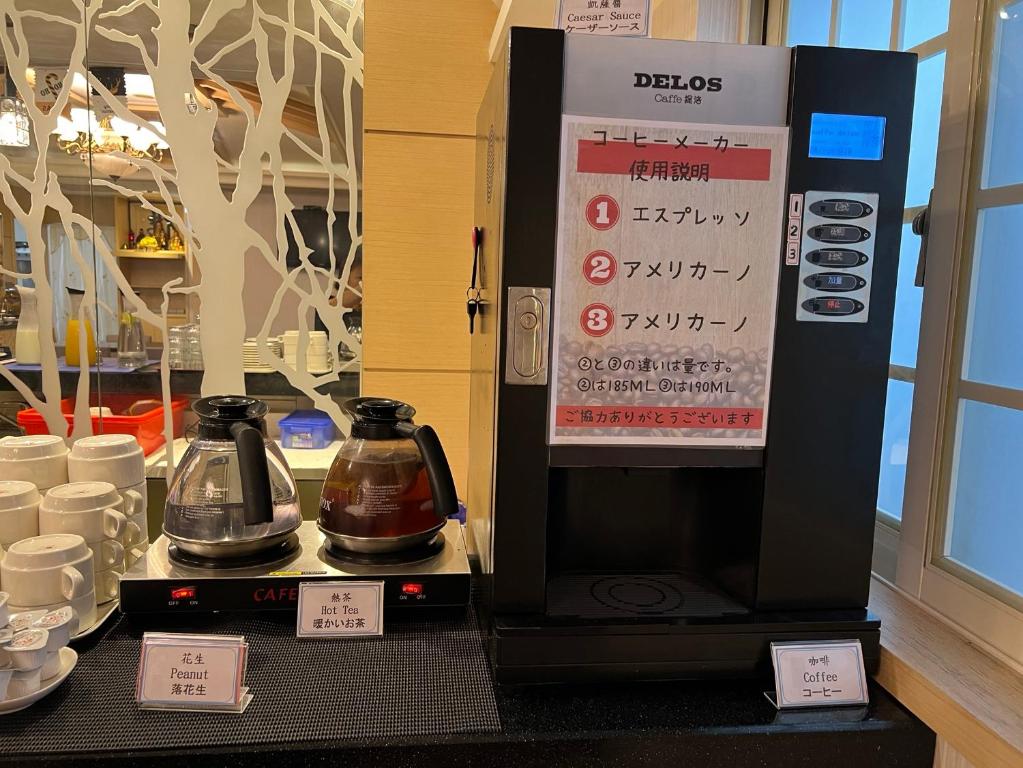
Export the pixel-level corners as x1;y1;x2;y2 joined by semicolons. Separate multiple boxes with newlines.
0;360;359;399
0;583;935;768
115;249;186;260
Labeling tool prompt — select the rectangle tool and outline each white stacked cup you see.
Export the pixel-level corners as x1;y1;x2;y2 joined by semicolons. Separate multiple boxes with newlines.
282;330;329;372
0;534;97;631
67;434;149;560
38;482;144;607
0;481;40;550
0;435;69;495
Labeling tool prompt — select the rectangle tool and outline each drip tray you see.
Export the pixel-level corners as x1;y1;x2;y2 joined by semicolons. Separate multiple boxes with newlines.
546;572;749;619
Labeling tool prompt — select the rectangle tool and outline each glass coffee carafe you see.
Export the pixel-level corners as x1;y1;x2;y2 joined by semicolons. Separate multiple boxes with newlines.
319;398;458;553
164;396;301;558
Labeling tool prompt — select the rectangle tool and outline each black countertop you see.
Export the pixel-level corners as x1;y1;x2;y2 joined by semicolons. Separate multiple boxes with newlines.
0;597;934;767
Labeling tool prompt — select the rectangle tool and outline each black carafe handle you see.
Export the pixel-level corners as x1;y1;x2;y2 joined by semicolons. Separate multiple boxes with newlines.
230;421;275;525
395;422;458;520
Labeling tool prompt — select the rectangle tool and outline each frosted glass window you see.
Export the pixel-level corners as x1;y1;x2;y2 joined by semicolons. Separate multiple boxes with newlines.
900;0;950;50
877;379;913;520
905;52;945;207
962;204;1023;389
982;1;1023;190
786;0;830;46
890;223;923;368
837;0;893;50
948;400;1023;597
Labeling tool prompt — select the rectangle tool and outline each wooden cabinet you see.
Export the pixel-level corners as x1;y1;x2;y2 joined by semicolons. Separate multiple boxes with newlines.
113;196;197;343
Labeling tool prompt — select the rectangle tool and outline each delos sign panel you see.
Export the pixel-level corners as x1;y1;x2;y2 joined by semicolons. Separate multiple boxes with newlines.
549;115;788;447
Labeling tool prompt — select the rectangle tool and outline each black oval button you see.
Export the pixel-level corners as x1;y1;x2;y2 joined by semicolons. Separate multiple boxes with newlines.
807;224;871;244
802;297;865;316
806;248;868;268
803;272;867;292
809;199;873;219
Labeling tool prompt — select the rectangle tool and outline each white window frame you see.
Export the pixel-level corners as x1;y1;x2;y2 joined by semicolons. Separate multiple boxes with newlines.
768;0;1023;671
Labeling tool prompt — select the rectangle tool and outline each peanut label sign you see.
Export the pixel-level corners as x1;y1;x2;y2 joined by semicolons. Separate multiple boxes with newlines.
549;114;789;447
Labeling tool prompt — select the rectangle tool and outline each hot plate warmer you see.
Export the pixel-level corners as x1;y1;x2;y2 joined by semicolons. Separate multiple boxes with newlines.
119;519;471;614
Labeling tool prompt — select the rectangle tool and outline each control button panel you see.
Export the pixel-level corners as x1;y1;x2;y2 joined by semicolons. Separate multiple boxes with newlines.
796;190;878;324
803;272;866;292
806;248;868;268
808;199;873;219
805;223;871;244
801;297;864;316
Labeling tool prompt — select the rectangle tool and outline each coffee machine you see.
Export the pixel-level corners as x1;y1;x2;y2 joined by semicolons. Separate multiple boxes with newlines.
468;29;916;683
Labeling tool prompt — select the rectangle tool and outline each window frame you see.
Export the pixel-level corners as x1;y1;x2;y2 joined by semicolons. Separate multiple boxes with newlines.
769;0;1023;670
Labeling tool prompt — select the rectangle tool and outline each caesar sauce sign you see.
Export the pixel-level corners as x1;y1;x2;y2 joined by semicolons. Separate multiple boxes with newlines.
556;0;651;37
548;40;790;448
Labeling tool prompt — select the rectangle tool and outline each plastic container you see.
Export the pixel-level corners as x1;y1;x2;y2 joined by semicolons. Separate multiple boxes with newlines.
16;394;187;456
278;410;336;450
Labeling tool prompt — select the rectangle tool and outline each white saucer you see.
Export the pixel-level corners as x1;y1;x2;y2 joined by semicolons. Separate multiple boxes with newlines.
71;599;119;642
0;647;78;714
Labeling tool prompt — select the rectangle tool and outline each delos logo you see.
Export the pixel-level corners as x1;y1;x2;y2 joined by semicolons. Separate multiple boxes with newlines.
633;72;723;92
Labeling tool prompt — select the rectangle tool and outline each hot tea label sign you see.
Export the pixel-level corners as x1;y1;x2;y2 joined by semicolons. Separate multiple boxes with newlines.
549;114;789;447
296;581;384;638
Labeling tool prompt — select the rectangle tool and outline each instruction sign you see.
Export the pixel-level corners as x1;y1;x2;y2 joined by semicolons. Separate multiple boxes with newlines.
557;0;651;37
549;114;789;447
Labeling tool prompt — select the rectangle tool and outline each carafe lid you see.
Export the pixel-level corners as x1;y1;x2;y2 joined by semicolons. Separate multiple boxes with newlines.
345;398;416;439
193;395;268;440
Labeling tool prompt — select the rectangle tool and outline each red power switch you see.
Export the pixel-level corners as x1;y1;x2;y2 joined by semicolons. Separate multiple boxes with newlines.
401;583;424;595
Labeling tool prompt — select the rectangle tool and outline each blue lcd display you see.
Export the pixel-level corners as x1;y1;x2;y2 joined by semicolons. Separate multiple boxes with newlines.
808;113;886;161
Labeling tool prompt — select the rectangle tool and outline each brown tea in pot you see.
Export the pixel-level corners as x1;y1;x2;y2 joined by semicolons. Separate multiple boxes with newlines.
319;448;439;539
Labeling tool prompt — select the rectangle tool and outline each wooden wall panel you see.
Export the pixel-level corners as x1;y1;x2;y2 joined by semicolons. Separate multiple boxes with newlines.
360;369;471;497
362;132;474;371
365;0;498;137
364;0;495;500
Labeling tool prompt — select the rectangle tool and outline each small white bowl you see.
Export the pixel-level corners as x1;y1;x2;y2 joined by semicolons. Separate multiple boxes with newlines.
0;627;12;668
5;628;49;671
31;606;77;651
40;651;61;680
7;610;47;633
7;666;42;698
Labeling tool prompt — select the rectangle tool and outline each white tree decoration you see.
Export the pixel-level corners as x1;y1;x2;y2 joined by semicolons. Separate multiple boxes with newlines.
0;0;363;461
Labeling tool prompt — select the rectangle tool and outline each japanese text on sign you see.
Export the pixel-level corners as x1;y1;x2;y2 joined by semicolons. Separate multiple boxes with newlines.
296;581;383;638
136;633;248;710
770;641;869;709
549;115;789;447
557;0;650;37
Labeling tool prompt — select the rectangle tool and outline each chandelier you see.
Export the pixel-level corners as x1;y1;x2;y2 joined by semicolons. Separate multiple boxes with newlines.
53;108;168;179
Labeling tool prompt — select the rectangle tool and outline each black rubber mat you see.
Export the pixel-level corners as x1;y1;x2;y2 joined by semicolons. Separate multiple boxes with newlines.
0;601;499;755
546;572;749;619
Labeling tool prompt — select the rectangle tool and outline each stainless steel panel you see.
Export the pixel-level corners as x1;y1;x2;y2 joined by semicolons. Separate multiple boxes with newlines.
505;287;551;385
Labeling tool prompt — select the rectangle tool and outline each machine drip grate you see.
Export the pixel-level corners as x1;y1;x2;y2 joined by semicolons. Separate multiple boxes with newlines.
546;572;749;619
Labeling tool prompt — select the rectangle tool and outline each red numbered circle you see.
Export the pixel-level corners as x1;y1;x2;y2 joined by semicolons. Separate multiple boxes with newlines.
583;250;617;285
580;303;614;337
585;194;620;231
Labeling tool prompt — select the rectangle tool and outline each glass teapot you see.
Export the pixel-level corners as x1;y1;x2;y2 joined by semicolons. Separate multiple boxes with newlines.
164;396;301;557
319;398;457;553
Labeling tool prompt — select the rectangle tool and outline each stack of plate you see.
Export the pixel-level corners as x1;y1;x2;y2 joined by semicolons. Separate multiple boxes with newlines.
281;331;332;374
242;338;282;373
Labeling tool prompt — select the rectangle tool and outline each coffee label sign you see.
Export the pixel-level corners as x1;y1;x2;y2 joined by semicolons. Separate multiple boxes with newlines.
296;581;383;638
136;632;250;712
770;640;869;709
549;114;789;447
556;0;650;37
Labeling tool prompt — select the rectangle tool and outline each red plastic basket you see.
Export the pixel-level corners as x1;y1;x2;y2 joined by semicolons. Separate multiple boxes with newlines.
17;395;188;456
